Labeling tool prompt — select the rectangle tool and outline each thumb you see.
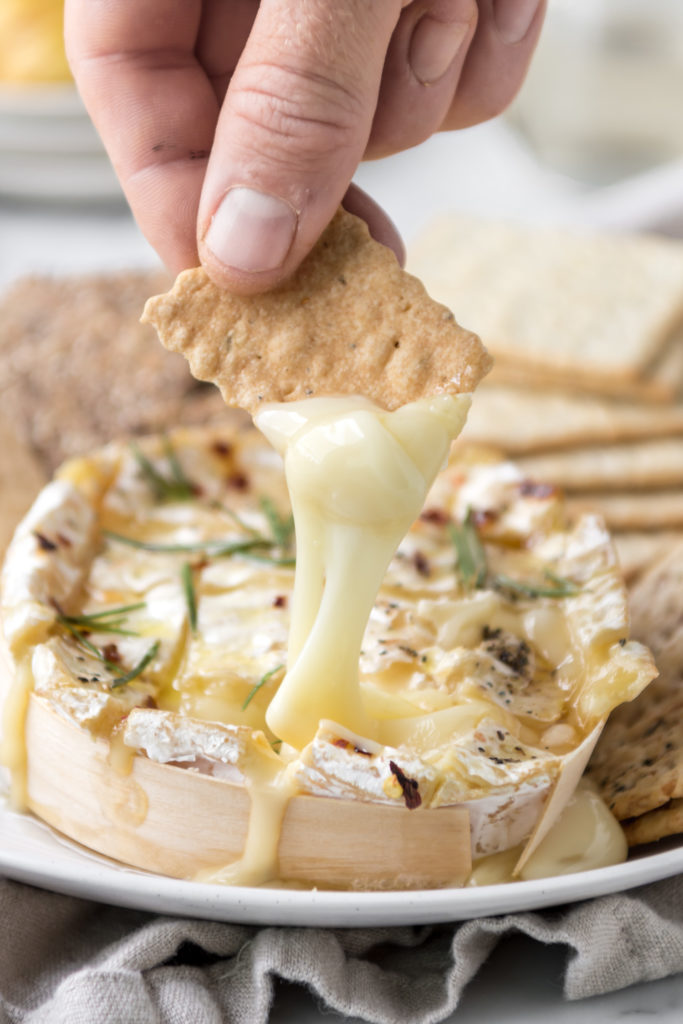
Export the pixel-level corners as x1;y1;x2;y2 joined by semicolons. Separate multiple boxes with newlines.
197;0;402;294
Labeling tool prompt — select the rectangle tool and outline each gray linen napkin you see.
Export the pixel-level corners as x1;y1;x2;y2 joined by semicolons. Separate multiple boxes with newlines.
1;874;681;1024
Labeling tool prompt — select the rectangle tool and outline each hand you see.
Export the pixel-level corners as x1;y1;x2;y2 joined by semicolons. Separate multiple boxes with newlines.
65;0;545;293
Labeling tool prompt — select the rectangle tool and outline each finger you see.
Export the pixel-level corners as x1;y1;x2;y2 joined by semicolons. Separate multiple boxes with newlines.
197;0;404;294
342;184;406;267
442;0;546;129
64;0;218;273
367;0;479;159
196;0;257;103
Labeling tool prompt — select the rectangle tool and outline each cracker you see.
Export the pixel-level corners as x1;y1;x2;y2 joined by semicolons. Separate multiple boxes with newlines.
615;532;683;583
588;682;683;821
516;438;683;491
408;214;683;384
0;271;229;470
487;328;683;404
623;797;683;847
566;491;683;530
0;407;47;551
628;541;683;659
142;209;492;414
460;386;683;454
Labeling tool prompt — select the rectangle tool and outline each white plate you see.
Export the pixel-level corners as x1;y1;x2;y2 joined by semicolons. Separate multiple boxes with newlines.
1;792;681;927
0;83;122;202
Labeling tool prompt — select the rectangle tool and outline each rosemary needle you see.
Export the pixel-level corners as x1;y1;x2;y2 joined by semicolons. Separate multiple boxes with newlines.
242;664;285;710
181;562;198;633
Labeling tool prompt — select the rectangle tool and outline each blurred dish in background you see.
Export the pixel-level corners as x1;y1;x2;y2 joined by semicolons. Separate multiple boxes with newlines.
507;0;683;185
0;1;122;202
0;0;71;83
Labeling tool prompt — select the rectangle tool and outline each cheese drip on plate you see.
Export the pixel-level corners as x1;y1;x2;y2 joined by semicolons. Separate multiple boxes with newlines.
255;394;471;750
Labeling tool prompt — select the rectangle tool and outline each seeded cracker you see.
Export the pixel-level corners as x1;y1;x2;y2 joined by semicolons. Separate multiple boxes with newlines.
142;209;492;413
623;798;683;846
588;546;683;839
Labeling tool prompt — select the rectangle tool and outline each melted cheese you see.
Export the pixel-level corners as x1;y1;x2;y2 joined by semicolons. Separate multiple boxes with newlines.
255;394;471;749
0;420;656;890
467;782;627;885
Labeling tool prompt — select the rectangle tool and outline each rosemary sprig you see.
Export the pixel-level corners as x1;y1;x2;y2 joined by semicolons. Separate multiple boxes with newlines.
242;551;296;568
103;531;272;557
260;496;294;551
58;618;123;670
493;571;580;599
60;602;146;622
110;641;161;688
181;562;198;633
449;509;487;590
242;664;285;710
131;439;195;502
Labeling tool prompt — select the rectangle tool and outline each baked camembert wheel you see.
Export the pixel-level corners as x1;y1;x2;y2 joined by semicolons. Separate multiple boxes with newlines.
0;424;656;889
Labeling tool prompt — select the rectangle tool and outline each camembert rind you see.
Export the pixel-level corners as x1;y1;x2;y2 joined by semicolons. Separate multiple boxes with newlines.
0;426;657;888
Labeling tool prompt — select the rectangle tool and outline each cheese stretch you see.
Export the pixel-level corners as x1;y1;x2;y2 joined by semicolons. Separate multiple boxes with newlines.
256;394;471;749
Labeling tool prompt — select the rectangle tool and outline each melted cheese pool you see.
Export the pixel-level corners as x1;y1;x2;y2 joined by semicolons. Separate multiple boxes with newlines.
0;410;657;888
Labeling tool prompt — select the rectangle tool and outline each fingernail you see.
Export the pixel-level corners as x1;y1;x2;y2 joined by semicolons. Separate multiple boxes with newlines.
493;0;542;45
409;17;471;86
204;187;297;273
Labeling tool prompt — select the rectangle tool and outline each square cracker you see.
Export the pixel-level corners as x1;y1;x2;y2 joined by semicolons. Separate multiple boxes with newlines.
628;541;683;659
408;214;683;385
587;679;683;823
616;532;683;583
486;327;683;404
142;209;492;414
516;438;683;491
566;491;683;530
623;797;683;847
460;386;683;455
588;546;683;833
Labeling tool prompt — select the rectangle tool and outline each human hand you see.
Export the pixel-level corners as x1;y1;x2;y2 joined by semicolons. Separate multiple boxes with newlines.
65;1;545;294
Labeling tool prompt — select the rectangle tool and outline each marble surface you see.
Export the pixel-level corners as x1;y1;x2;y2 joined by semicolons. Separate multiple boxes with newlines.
1;117;681;1021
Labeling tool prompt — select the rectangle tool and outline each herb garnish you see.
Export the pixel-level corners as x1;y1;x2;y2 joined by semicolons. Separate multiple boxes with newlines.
131;437;196;502
55;602;159;687
181;562;198;633
493;571;580;599
109;641;160;688
242;663;285;710
57;601;146;637
260;497;294;551
449;509;487;590
103;531;272;557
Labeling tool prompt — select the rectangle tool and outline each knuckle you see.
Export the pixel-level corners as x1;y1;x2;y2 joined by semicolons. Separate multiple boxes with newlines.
229;61;365;165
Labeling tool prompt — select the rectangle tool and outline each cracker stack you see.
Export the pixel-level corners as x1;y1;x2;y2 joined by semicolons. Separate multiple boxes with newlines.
410;215;683;848
409;214;683;583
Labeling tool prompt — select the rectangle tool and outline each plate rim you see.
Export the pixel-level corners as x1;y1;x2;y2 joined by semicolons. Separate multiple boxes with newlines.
1;801;681;927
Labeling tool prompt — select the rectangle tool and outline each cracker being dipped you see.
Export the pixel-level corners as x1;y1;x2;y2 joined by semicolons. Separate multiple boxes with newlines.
0;211;657;891
141;208;491;413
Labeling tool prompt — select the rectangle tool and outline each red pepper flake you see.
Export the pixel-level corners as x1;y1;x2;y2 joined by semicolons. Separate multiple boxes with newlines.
413;550;431;577
102;643;121;664
211;440;232;458
273;594;287;609
226;472;249;491
420;507;448;526
519;479;556;499
34;531;57;552
333;738;350;750
471;508;499;528
388;760;421;809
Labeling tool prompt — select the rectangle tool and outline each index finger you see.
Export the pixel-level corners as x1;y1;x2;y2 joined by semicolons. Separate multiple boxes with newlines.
64;0;219;272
